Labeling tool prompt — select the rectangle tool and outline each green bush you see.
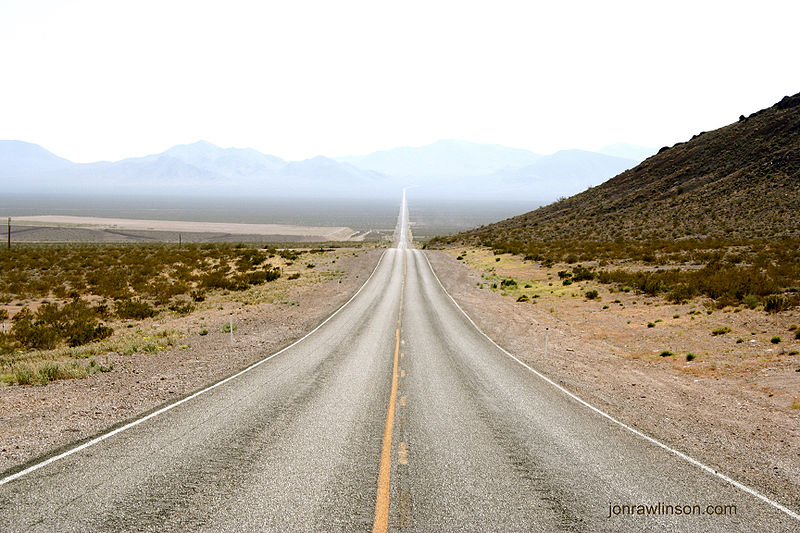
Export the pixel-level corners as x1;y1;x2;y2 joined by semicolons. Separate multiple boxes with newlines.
12;309;59;350
771;336;781;344
764;295;789;313
168;300;195;316
13;365;33;385
572;265;596;281
585;290;599;300
742;294;760;309
66;323;113;347
712;326;731;336
116;300;157;320
659;350;674;357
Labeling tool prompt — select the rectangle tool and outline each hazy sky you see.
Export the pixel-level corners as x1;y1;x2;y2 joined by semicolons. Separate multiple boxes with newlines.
1;0;798;162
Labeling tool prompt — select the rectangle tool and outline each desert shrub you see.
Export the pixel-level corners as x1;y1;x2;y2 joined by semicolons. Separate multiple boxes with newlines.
572;265;596;281
742;294;760;309
585;290;599;300
11;300;113;349
168;299;195;316
771;336;781;344
12;309;59;350
66;323;113;347
562;278;573;286
116;299;157;320
243;267;281;286
686;353;696;361
278;249;301;261
516;295;530;302
659;350;674;357
711;326;731;336
13;365;33;385
288;273;301;280
200;269;236;291
500;279;517;288
764;295;789;313
37;362;61;383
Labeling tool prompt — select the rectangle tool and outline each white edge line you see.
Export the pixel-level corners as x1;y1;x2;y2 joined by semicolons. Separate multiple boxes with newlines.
419;249;800;522
0;248;391;487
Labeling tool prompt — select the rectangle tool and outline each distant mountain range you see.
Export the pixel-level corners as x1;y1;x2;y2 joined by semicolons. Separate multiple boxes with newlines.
337;139;543;178
446;91;800;242
1;140;391;199
0;138;655;202
337;140;652;202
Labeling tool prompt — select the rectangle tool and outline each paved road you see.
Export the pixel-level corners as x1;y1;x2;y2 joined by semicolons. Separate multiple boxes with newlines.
1;191;798;531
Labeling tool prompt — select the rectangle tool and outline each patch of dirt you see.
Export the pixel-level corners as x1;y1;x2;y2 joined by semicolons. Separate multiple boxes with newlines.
426;249;800;510
13;216;359;240
0;248;383;474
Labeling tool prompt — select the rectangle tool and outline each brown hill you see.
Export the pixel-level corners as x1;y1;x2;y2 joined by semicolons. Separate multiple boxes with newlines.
451;92;800;243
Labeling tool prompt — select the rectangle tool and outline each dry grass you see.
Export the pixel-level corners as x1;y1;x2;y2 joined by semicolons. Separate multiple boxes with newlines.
0;243;368;385
449;247;800;387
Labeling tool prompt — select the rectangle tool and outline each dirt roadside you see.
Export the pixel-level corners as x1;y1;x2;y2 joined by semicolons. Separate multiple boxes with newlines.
0;248;383;475
425;249;800;511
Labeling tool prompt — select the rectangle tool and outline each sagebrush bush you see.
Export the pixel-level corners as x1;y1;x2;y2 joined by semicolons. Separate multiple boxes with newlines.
116;300;157;320
431;239;800;311
10;300;113;350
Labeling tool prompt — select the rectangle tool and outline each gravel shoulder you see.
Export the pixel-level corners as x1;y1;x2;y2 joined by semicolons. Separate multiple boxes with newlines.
0;248;383;475
426;249;800;511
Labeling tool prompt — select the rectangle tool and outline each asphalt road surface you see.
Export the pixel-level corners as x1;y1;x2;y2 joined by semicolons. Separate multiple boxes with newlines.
1;191;798;532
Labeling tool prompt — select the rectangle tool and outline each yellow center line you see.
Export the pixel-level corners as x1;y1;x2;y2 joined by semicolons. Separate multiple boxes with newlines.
372;328;400;533
373;251;407;533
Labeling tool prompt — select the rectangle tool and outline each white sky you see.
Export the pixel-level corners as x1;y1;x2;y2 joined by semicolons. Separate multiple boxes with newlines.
1;0;798;162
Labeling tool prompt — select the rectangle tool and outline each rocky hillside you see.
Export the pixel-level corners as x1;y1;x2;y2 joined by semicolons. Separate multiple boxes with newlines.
451;92;800;243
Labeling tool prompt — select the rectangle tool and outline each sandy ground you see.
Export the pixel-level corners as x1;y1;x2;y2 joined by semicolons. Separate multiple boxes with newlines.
0;248;383;474
426;248;800;512
10;215;363;241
